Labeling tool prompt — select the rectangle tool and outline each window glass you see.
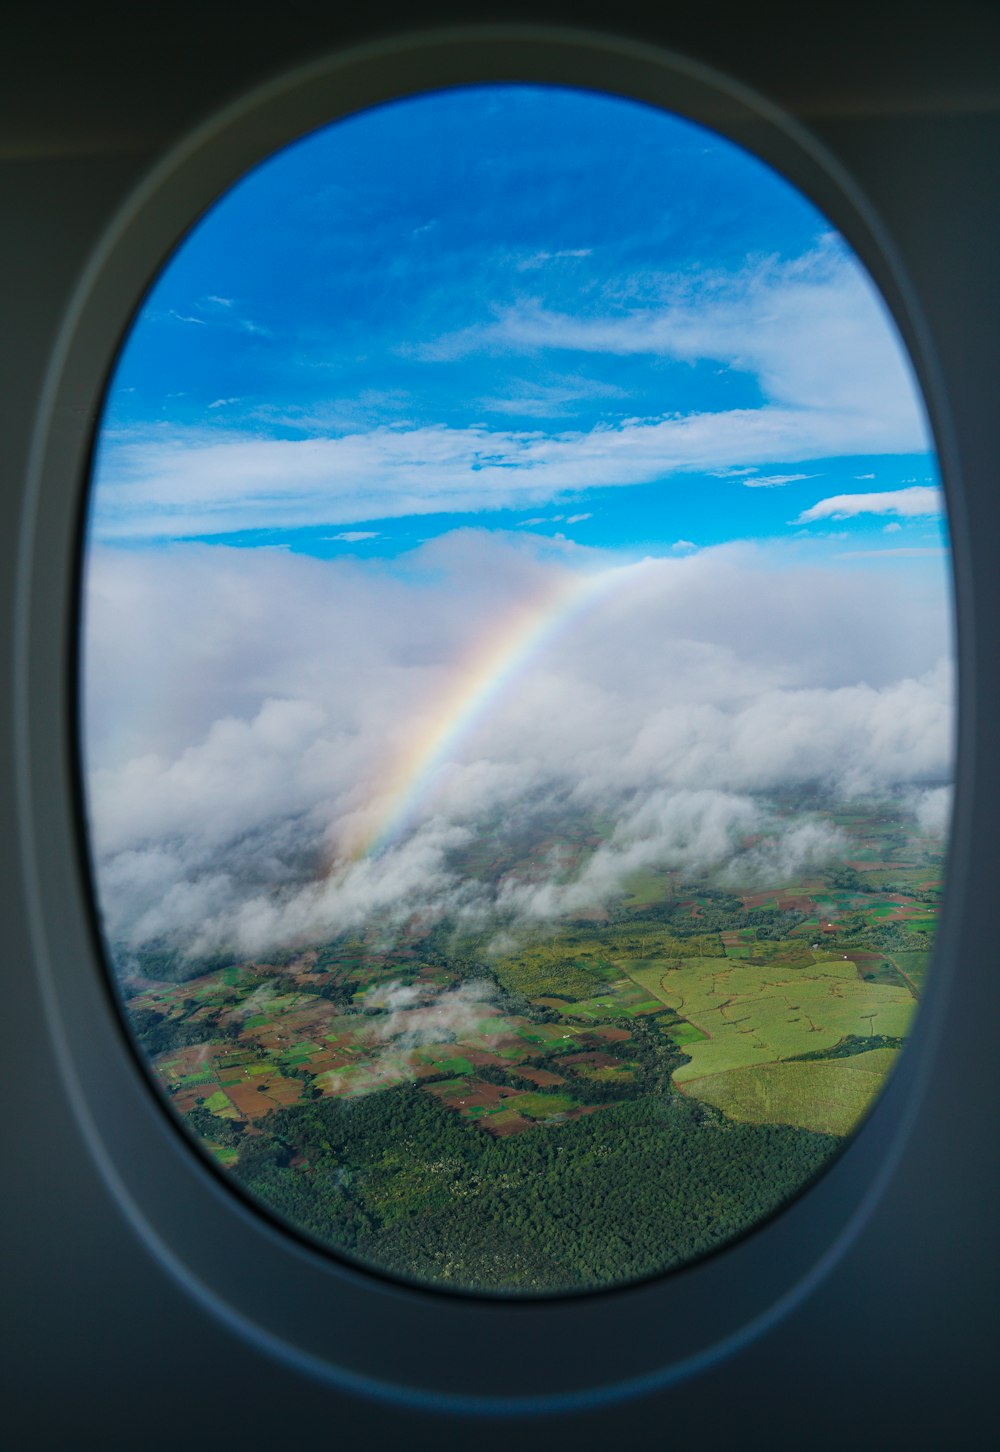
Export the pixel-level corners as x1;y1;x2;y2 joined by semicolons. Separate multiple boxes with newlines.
81;85;954;1295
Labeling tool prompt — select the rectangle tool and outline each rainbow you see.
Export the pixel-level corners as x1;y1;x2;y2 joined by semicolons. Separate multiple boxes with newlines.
355;558;652;859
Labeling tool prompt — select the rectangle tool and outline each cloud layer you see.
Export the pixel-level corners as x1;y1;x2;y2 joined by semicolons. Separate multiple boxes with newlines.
83;532;955;959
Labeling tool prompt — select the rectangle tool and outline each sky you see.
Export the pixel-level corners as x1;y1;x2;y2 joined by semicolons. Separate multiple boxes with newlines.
82;85;954;960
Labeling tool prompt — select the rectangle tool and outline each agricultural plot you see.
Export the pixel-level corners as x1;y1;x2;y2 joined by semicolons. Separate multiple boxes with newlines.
622;957;914;1085
560;978;664;1020
889;951;932;994
687;1047;901;1136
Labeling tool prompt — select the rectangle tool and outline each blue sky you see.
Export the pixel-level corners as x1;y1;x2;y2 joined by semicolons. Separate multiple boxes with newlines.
92;84;944;564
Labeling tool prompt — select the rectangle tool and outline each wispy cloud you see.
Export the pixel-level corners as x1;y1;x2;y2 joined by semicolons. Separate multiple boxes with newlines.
742;473;815;488
415;245;929;457
477;373;626;418
92;403;937;542
514;247;593;271
158;296;269;337
798;485;943;523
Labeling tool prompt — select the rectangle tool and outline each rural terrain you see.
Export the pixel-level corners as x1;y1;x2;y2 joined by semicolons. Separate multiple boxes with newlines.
118;793;943;1293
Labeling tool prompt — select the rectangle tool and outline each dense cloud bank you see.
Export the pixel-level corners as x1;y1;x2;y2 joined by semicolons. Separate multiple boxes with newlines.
83;532;954;959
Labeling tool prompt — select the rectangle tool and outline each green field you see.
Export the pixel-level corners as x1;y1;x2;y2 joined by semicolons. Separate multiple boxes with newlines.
621;956;914;1084
686;1047;901;1135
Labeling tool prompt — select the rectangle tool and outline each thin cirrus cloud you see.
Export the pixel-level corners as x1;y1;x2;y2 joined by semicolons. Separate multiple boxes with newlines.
414;245;926;433
91;242;931;541
92;403;932;542
741;473;815;488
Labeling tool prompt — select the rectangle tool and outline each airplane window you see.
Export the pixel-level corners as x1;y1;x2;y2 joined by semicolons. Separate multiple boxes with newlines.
79;84;954;1296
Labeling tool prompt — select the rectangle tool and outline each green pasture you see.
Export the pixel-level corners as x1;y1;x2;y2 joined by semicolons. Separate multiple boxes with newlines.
426;1076;467;1096
209;1144;239;1166
621;957;914;1084
724;943;752;960
563;978;663;1020
686;1047;901;1136
664;1021;708;1047
432;1056;474;1076
573;1063;636;1083
517;1023;582;1048
889;952;932;992
513;1092;576;1120
620;867;673;908
315;1063;383;1095
202;1089;240;1118
279;1044;319;1065
487;1107;527;1128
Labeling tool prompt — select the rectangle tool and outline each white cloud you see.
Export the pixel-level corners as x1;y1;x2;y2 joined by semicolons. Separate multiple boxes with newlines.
515;247;593;271
836;547;948;559
420;244;929;452
91;403;934;543
366;977;497;1049
478;374;624;418
798;485;944;523
91;241;934;543
911;784;953;836
720;818;849;888
329;530;379;542
82;532;955;958
565;513;592;524
742;473;814;488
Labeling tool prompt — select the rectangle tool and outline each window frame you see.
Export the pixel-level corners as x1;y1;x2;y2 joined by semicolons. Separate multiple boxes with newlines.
15;21;966;1412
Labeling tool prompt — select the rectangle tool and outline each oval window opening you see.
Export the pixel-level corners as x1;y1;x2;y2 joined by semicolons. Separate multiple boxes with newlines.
80;83;954;1296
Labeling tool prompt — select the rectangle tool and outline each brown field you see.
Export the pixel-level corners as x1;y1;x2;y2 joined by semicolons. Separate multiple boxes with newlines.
516;1067;566;1087
426;1078;521;1113
481;1111;533;1136
224;1078;302;1119
775;895;817;913
562;1052;623;1073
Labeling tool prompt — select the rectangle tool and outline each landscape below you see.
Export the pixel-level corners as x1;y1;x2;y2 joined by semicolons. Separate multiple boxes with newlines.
118;795;942;1294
